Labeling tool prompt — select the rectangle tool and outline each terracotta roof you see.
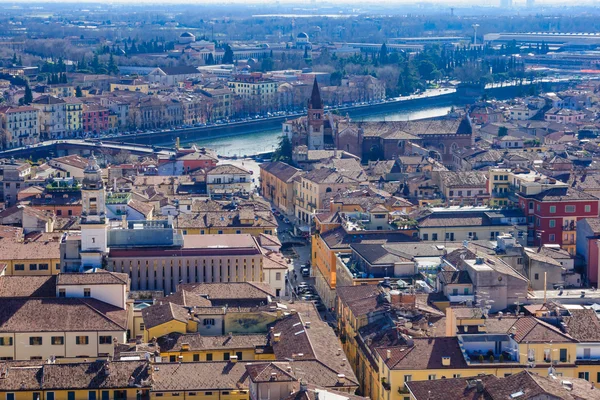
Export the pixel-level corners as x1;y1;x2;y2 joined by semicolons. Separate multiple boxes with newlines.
406;375;498;400
0;360;150;391
260;161;304;183
562;309;600;342
141;302;190;330
509;317;575;343
0;298;128;332
163;290;212;307
151;361;250;391
56;270;129;285
439;270;473;285
0;275;57;297
178;282;274;305
157;332;268;352
246;362;296;382
128;199;154;217
208;164;250;175
485;370;594;400
375;337;469;370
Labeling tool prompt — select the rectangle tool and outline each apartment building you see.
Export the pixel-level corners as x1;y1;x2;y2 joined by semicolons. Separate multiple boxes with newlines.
259;161;304;216
0;106;39;148
30;95;66;139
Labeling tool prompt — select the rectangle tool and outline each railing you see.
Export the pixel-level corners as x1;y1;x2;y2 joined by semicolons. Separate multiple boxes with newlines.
448;294;475;303
563;223;576;231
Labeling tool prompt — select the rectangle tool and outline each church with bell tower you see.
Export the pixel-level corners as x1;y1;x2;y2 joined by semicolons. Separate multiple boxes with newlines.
307;78;325;150
80;154;108;269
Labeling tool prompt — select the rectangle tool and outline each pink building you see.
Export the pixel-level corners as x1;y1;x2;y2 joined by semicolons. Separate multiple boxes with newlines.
83;104;109;135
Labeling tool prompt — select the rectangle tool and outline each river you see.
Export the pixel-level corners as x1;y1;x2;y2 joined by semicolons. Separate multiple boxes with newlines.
187;104;453;157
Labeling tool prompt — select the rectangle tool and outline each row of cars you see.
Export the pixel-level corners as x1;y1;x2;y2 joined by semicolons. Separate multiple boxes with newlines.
296;277;325;311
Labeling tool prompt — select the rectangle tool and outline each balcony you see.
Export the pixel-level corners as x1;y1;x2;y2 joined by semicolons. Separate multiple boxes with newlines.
491;190;509;198
563;222;576;232
381;379;391;391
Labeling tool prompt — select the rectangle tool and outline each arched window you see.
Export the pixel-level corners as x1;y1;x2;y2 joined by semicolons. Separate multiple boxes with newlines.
325;187;332;193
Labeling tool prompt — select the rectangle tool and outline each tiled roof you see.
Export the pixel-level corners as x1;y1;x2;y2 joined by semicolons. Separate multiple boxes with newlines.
562;309;600;342
178;282;274;305
208;164;250;175
509;317;574;343
260;161;304;183
0;298;128;332
0;361;150;391
375;337;469;370
484;370;591;400
0;275;56;297
406;375;497;400
157;332;268;352
163;290;212;307
56;270;129;285
151;361;250;391
141;302;190;330
246;363;296;382
439;270;472;285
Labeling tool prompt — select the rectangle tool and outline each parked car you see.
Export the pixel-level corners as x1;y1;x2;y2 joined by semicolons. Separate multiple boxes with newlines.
301;268;310;277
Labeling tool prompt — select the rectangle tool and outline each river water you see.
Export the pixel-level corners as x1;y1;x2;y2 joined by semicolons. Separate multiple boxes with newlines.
189;104;453;157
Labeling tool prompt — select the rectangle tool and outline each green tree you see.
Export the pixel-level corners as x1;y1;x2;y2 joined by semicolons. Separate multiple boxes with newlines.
379;43;388;64
11;53;17;65
205;53;215;65
273;135;293;164
498;126;508;137
222;44;234;64
260;57;274;72
418;60;439;82
108;54;118;75
23;83;33;105
75;86;83;97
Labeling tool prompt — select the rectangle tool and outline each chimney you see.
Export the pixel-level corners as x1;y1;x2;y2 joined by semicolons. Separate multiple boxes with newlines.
273;333;281;342
230;355;238;363
305;321;311;329
121;214;127;229
270;372;277;381
442;356;451;366
386;349;392;360
337;374;346;385
389;290;401;305
476;380;484;393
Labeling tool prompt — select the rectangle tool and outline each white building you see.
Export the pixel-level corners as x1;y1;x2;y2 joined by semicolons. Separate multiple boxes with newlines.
206;164;253;197
0;106;40;148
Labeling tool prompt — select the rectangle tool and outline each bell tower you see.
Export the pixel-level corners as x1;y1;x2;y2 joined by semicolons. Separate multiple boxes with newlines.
307;78;324;150
80;154;108;270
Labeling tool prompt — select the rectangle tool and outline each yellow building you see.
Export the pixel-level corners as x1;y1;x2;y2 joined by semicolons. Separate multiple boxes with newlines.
0;360;151;400
0;228;61;276
48;84;75;98
259;161;303;216
110;82;150;94
64;98;83;135
228;76;277;114
0;297;128;361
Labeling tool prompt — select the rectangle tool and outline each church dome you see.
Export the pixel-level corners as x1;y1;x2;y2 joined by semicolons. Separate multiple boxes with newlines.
180;32;194;38
297;32;309;39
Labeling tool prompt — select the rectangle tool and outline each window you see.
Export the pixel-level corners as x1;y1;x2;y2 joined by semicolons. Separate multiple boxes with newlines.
29;264;37;271
586;205;592;213
139;323;145;331
549;219;556;228
58;289;66;297
453;374;461;378
565;205;576;213
517;257;523;265
432;233;438;241
14;264;24;271
560;348;567;362
276;272;281;281
537;204;540;212
549;234;555;242
218;230;223;234
169;355;176;362
68;392;75;400
76;336;89;345
224;352;230;361
47;393;54;400
535;273;539;280
428;374;436;380
204;393;213;396
422;233;429;241
0;337;12;346
550;206;556;213
99;336;112;345
29;337;42;346
101;391;109;400
236;351;243;361
206;353;213;361
83;288;91;297
32;394;40;400
203;319;215;326
464;288;469;295
449;191;454;197
193;354;200;362
579;372;590;381
51;336;64;345
89;392;96;400
188;394;197;397
6;394;14;400
39;264;48;270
